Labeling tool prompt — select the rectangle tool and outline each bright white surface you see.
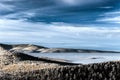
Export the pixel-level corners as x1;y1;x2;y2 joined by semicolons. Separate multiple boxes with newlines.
28;53;120;64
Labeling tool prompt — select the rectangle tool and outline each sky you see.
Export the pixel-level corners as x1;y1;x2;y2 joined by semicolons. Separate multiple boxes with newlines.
0;0;120;51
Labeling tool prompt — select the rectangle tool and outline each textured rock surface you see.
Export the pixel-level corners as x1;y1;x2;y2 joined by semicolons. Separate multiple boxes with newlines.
0;46;79;79
1;45;120;80
1;60;120;80
0;46;61;70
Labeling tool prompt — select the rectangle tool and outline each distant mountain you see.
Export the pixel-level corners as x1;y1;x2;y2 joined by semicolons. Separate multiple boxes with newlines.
0;43;119;53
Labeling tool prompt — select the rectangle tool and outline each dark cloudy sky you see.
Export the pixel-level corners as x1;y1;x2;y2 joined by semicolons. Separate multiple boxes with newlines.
0;0;120;51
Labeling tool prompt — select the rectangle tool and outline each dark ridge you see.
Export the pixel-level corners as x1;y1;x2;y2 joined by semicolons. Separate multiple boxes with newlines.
13;44;47;49
75;49;120;53
0;43;13;50
47;48;120;53
0;43;47;50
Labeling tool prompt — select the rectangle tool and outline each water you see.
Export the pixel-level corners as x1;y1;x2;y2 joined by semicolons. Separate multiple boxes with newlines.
28;53;120;64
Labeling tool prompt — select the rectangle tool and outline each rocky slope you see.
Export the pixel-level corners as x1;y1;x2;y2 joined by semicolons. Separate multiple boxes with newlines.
1;46;120;80
2;61;120;80
0;46;79;79
0;43;119;53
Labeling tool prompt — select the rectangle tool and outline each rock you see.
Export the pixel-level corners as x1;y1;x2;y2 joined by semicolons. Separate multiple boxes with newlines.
1;46;120;80
0;43;47;53
1;60;120;80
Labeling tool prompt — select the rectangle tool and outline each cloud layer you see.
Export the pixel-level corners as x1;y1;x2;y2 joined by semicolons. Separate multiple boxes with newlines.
0;0;119;24
1;19;120;51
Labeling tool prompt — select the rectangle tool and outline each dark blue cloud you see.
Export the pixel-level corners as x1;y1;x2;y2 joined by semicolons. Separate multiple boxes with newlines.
0;0;120;25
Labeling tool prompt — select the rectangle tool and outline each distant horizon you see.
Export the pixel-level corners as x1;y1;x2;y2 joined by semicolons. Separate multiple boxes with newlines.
1;42;120;52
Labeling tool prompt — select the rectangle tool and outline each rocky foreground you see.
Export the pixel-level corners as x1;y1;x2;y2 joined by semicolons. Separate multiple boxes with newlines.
1;45;120;80
0;43;119;53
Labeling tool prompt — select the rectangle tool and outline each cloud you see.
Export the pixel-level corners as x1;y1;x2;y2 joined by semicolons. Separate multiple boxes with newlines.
97;10;120;24
0;0;119;24
98;16;120;23
54;0;117;7
0;3;14;11
0;19;120;50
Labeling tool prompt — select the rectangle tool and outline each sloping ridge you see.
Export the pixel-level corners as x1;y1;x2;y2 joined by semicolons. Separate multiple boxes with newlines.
0;46;40;63
0;43;47;50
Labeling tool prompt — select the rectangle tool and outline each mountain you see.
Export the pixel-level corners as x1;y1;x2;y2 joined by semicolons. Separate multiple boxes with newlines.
0;43;119;53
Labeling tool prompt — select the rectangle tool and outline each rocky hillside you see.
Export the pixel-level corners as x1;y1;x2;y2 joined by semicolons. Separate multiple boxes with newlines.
0;43;119;53
1;46;120;80
2;61;120;80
